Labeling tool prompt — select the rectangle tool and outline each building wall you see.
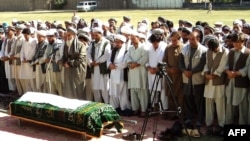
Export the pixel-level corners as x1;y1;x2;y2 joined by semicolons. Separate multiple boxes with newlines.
131;0;183;9
0;0;51;11
0;0;32;11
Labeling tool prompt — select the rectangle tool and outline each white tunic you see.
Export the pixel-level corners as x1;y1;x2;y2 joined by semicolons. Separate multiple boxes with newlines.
107;44;127;96
146;41;166;91
203;46;229;99
20;38;37;79
87;37;111;90
126;42;148;89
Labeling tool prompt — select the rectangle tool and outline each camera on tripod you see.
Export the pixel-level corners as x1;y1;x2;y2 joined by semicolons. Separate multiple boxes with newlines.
157;62;167;76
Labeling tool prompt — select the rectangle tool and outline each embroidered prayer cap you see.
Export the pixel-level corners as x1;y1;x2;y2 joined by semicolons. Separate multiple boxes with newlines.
115;34;126;42
36;30;47;37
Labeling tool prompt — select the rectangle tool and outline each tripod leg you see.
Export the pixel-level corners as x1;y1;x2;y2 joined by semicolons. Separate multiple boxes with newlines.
139;112;150;141
163;73;192;141
139;75;161;141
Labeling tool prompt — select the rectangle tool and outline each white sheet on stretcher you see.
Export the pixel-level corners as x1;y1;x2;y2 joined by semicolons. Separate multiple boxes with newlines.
17;92;91;110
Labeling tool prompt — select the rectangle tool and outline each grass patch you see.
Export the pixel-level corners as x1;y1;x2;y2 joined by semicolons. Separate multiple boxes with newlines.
1;9;249;27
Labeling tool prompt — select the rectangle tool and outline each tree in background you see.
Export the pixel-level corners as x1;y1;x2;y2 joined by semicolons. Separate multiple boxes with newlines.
52;0;67;9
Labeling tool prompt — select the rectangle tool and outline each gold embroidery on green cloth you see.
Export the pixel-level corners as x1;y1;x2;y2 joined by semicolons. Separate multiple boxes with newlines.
10;101;122;137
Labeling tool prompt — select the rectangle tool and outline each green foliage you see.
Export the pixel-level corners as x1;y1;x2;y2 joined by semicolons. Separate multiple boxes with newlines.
52;0;67;9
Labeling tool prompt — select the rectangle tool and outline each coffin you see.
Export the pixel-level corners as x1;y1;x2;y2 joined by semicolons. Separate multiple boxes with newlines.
9;92;123;138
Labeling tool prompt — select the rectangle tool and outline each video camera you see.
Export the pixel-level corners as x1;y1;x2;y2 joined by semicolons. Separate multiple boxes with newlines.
157;62;167;76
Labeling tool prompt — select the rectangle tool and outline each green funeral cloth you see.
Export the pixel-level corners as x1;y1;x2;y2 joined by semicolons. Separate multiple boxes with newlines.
10;101;122;137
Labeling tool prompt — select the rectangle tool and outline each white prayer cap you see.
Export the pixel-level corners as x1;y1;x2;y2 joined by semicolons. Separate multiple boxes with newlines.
152;28;164;35
30;27;36;34
103;22;109;27
47;29;56;36
78;32;91;41
93;19;103;28
138;22;147;28
115;34;126;42
39;23;47;30
92;27;103;34
25;22;31;26
141;18;149;25
214;22;223;26
130;30;140;37
78;27;90;34
138;33;146;39
67;26;77;34
37;19;43;24
214;27;223;34
15;24;25;30
137;24;147;33
36;30;47;37
120;25;133;35
82;27;91;33
12;19;18;23
233;19;243;26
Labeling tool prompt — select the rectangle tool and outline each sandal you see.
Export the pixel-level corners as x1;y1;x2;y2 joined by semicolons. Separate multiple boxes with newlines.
122;133;137;140
122;132;141;140
191;129;200;138
182;128;192;136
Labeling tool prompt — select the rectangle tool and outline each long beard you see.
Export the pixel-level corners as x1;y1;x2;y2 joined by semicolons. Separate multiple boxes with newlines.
66;38;73;47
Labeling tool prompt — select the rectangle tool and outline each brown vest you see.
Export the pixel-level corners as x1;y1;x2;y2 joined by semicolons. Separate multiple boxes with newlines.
206;47;226;85
228;48;250;88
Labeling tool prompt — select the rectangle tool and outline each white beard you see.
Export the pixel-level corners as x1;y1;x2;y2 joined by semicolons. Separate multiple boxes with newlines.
66;38;73;47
